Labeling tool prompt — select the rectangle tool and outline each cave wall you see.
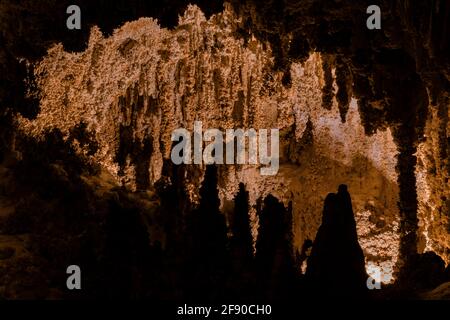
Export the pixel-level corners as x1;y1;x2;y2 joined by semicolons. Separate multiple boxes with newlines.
0;0;449;295
15;5;407;282
227;0;449;270
416;99;450;261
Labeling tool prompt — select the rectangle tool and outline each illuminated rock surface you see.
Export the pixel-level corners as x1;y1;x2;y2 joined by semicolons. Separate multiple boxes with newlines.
0;0;448;299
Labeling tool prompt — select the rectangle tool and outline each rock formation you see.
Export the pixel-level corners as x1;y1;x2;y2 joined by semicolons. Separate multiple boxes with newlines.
0;0;448;299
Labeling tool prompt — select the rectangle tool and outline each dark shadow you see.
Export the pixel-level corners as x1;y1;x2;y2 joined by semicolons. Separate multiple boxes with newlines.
228;183;255;300
184;165;230;301
255;195;298;300
0;128;167;299
402;251;447;292
231;183;253;262
305;184;368;298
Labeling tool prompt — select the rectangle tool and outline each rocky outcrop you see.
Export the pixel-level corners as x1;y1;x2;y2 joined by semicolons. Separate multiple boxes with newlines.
13;5;402;283
0;0;448;299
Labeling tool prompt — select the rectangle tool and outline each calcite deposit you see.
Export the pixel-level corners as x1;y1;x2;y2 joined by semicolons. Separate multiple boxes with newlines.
0;0;449;300
16;5;403;283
